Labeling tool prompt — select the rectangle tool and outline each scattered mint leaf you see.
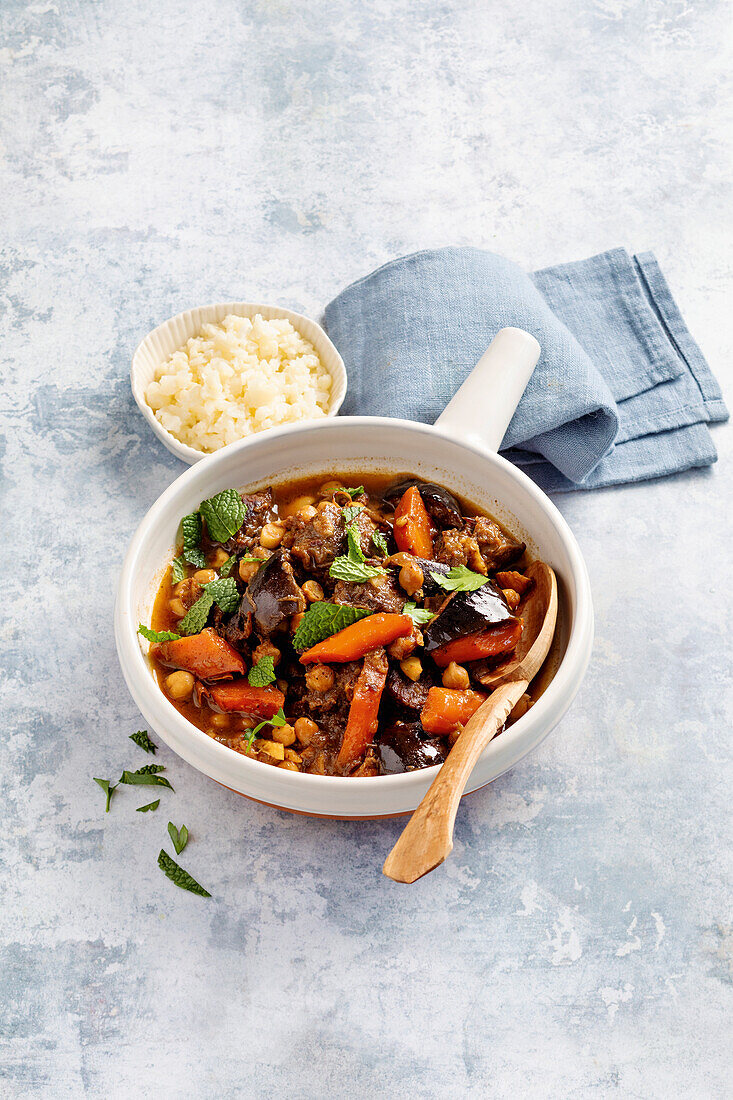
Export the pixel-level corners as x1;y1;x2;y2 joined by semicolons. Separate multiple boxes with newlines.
138;624;181;644
170;556;186;584
204;576;240;613
178;591;214;635
371;530;389;556
329;557;385;583
345;523;366;561
119;769;174;791
184;547;207;569
243;708;287;750
341;504;363;525
168;822;189;855
136;800;160;813
244;728;257;754
343;486;365;499
403;601;435;626
218;554;237;577
248;655;276;687
131;763;166;775
93;777;117;813
292;602;372;652
158;850;211;898
430;565;489;593
129;730;157;754
181;511;202;548
199;489;246;543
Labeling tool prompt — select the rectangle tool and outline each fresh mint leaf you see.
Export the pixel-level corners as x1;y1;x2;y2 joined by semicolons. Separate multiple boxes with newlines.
93;777;117;813
329;557;385;583
345;523;366;561
371;530;389;556
218;554;237;577
248;655;276;687
138;624;181;644
184;547;207;569
430;565;489;593
181;512;205;569
129;730;157;754
243;708;287;749
119;769;174;791
343;486;365;499
131;763;166;775
204;576;240;613
178;592;214;635
200;490;246;543
341;504;363;525
158;850;211;898
136;800;160;812
292;602;372;652
403;601;435;626
170;556;186;584
167;822;189;855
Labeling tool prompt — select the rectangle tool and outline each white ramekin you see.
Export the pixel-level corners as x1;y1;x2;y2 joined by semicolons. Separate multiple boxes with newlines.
116;329;594;818
131;301;348;464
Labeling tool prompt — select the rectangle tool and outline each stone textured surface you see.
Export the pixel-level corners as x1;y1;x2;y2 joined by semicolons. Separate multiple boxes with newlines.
1;2;731;1097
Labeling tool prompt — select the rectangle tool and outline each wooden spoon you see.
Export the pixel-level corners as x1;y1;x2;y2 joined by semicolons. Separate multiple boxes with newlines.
382;561;557;884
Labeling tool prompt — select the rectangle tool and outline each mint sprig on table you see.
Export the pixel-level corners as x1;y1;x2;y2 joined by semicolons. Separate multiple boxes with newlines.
129;729;157;754
248;655;277;687
292;601;372;652
178;576;240;635
430;564;490;593
119;766;174;791
158;850;211;898
167;822;189;855
93;777;117;812
136;800;160;813
199;489;247;543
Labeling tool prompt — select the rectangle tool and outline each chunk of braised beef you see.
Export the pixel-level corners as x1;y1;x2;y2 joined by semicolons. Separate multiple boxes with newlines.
332;572;405;615
385;668;431;711
244;549;305;635
433;529;487;574
422;581;513;654
223;488;274;553
211;602;252;651
377;722;447;773
468;516;525;570
406;557;451;594
302;661;360;716
283;501;345;574
382;479;463;529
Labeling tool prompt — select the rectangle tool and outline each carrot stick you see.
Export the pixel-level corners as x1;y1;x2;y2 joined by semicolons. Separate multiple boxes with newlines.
337;650;388;769
420;687;487;735
154;628;245;680
207;680;284;717
393;486;433;557
431;619;522;668
300;613;413;664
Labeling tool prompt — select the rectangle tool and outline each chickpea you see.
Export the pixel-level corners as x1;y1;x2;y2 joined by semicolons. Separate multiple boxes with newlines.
253;640;281;666
400;656;423;682
165;670;195;700
290;612;305;632
319;479;342;497
294;717;319;746
442;661;470;690
239;557;260;583
297;505;318;522
253;546;270;560
211;713;230;729
272;723;297;746
278;760;300;771
305;664;335;692
302;579;324;603
281;493;316;518
285;748;302;763
209;548;230;568
398;561;424;596
502;588;521;612
168;597;186;618
260;522;285;550
388;633;417;660
194;568;216;585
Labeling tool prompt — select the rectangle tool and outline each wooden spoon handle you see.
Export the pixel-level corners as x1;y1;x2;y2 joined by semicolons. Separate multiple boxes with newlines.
382;680;529;883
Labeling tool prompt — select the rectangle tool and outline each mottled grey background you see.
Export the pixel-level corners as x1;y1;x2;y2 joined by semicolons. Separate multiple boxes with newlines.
1;1;731;1097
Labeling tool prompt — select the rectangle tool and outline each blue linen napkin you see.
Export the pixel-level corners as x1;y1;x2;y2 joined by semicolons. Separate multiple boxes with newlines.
323;248;727;491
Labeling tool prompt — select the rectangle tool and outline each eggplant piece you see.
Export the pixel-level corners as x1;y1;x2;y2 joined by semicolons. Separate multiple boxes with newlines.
382;479;463;529
245;550;306;635
410;557;451;595
377;722;447;773
385;668;431;712
423;580;513;654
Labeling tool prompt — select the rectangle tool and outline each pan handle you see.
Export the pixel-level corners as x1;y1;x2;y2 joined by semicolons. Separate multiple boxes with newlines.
434;327;540;454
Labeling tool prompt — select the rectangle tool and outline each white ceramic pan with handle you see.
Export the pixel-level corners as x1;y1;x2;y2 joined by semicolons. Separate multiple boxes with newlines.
115;327;593;818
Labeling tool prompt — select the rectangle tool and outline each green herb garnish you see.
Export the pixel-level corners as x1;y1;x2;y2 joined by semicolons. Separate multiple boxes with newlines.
218;554;237;577
138;624;181;644
248;655;277;687
243;708;288;752
181;511;206;569
430;565;489;593
330;520;385;584
170;556;186;584
157;850;211;898
167;822;189;855
371;530;389;556
403;601;435;626
136;800;160;812
129;730;157;754
343;486;365;499
178;576;240;635
292;602;372;652
199;489;247;543
341;504;363;525
93;777;117;813
119;767;174;791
